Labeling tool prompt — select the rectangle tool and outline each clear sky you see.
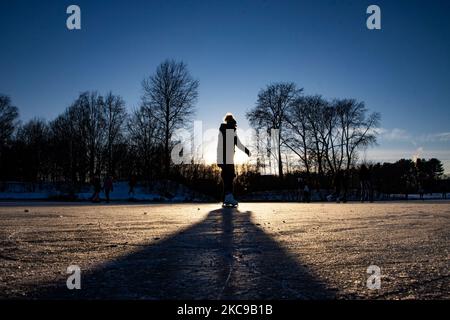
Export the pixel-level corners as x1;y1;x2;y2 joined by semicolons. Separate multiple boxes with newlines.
1;0;449;171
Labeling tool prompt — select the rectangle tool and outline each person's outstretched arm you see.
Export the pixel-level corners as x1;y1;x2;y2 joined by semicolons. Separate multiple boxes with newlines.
217;131;224;166
235;134;251;157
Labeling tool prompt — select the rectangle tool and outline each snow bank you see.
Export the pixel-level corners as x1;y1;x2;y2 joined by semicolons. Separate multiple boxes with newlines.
0;181;214;202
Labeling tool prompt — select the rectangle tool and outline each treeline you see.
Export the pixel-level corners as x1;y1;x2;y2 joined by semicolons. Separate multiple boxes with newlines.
0;60;202;188
232;157;447;200
247;83;380;179
244;83;447;198
369;158;446;197
0;59;448;199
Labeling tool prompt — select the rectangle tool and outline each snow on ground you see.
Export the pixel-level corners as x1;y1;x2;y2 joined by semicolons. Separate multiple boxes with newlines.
76;182;162;201
0;201;448;299
0;181;447;202
0;192;52;200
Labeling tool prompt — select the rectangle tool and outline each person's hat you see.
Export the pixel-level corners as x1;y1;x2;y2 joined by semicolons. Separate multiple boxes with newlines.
223;113;237;126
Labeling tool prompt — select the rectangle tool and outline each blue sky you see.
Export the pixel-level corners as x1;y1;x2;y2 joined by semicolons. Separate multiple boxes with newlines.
1;0;449;171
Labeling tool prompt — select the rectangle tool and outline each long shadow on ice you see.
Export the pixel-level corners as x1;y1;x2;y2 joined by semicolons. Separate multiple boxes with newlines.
35;208;335;299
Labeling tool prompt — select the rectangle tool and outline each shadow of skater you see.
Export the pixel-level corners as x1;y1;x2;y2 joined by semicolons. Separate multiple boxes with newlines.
34;208;335;300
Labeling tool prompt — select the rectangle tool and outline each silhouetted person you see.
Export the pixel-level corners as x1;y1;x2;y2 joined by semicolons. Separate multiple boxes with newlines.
303;183;311;203
418;183;424;201
91;175;101;203
359;164;370;202
104;176;114;203
217;113;250;206
128;174;137;200
297;177;304;202
368;164;375;202
442;181;447;199
334;169;347;203
342;170;348;203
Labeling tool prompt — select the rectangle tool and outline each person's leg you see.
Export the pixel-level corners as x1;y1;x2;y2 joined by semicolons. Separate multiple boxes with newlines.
335;185;341;203
369;182;374;202
224;167;233;194
342;181;347;203
222;165;235;200
366;181;370;201
360;181;364;202
220;166;227;201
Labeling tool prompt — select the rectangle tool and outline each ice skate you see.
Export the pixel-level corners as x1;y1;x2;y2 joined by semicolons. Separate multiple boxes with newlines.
222;193;238;208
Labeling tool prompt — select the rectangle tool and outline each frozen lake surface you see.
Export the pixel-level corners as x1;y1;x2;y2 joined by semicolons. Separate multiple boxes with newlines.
0;201;448;299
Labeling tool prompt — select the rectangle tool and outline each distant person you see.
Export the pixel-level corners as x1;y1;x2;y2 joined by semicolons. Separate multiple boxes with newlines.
359;164;370;202
303;183;311;203
334;169;344;203
442;182;447;199
418;183;424;201
128;174;137;200
91;175;101;203
217;113;250;207
368;164;375;202
341;170;348;203
103;176;114;203
297;177;304;202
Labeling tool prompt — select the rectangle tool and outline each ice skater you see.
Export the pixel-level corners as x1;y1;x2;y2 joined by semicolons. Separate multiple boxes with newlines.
441;181;447;199
91;175;102;203
128;174;137;200
217;113;250;207
359;164;370;202
303;183;311;203
297;177;304;202
103;175;114;203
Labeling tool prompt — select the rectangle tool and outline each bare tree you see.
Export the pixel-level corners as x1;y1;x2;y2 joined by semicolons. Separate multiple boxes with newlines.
15;118;50;183
127;106;163;181
284;96;313;175
0;95;19;179
142;60;199;178
302;95;329;176
334;99;380;172
103;92;127;175
321;103;340;174
50;92;106;183
71;92;106;179
284;94;380;191
247;82;302;178
0;95;19;147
